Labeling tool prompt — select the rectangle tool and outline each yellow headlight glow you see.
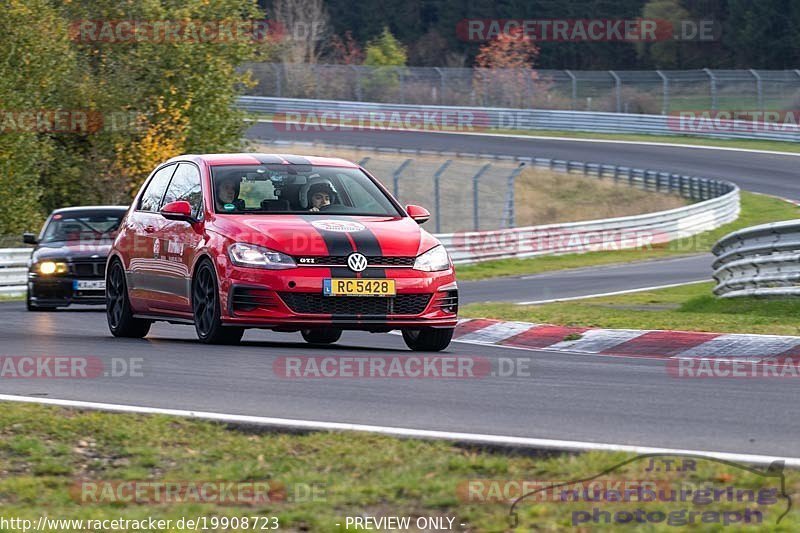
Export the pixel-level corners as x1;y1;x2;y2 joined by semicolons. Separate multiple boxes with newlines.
38;261;67;275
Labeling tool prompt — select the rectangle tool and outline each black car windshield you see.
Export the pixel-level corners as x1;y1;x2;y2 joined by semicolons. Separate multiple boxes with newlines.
40;212;124;243
210;165;401;216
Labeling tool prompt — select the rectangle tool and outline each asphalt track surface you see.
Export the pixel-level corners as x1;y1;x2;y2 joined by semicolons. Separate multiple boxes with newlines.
2;300;798;457
2;128;799;459
247;123;800;200
459;254;711;304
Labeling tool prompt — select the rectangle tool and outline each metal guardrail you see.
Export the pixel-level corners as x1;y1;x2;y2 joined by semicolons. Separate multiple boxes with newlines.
0;249;31;296
238;96;800;142
712;220;800;298
441;169;738;264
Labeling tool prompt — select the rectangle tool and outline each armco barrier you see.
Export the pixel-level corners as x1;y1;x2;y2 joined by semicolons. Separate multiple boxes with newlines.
238;96;800;142
0;249;31;296
712;220;800;298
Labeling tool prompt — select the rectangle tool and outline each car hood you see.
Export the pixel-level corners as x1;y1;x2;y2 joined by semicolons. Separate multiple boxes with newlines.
32;241;113;262
210;215;440;258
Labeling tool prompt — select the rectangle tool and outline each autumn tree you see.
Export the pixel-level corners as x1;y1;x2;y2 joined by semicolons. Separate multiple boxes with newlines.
472;28;541;108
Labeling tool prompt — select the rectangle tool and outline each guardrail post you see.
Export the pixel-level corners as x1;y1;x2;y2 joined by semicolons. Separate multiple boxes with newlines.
609;70;622;113
433;160;452;233
504;163;525;228
749;69;763;111
471;163;492;231
704;68;718;111
565;70;577;110
656;70;669;114
392;158;413;198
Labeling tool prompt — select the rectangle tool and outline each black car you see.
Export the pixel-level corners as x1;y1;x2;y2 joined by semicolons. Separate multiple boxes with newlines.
23;206;128;311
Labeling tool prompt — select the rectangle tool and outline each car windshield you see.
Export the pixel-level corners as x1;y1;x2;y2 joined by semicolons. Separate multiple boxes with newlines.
40;212;124;243
210;164;401;216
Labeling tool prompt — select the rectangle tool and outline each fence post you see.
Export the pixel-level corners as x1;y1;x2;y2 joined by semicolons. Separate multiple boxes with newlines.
392;158;413;198
471;163;492;231
314;65;320;99
656;70;669;115
704;68;717;111
398;67;405;104
565;70;577;110
351;65;362;101
609;70;622;113
433;160;452;234
749;69;763;111
434;67;445;105
504;163;525;229
272;63;282;97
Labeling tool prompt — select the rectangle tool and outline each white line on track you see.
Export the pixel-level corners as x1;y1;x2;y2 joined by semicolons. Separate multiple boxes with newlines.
0;393;797;467
252;119;800;158
515;280;708;305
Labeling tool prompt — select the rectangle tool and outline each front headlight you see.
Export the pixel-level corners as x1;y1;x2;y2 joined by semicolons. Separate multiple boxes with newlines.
228;243;296;269
413;245;451;272
37;261;68;275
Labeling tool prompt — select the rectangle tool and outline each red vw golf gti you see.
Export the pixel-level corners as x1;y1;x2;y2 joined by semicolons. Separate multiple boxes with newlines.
106;154;458;351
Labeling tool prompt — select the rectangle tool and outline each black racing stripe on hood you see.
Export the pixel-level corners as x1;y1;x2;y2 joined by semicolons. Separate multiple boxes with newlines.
298;215;353;277
315;216;386;279
278;155;312;165
254;154;285;164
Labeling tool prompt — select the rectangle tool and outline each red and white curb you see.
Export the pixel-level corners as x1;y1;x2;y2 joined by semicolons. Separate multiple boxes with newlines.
451;318;800;363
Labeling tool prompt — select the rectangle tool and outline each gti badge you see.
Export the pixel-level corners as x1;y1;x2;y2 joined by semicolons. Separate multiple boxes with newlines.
347;253;368;272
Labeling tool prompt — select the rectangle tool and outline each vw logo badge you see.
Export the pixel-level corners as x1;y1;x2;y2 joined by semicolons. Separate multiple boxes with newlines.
347;253;368;272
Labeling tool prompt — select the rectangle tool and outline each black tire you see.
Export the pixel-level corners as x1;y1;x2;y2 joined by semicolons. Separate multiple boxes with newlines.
106;260;151;338
301;328;342;345
402;328;454;352
192;260;244;345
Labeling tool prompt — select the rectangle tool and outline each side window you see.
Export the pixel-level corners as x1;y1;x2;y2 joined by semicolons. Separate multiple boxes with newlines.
162;163;203;218
139;164;177;212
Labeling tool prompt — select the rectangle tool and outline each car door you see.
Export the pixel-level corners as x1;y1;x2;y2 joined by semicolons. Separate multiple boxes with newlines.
125;163;177;307
152;162;205;315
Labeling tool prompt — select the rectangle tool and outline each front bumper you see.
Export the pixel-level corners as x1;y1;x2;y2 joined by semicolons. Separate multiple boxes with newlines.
27;276;106;306
219;264;458;331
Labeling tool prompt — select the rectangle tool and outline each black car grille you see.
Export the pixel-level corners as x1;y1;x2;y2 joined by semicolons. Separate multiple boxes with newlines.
70;260;105;279
294;256;415;267
279;293;431;316
433;290;459;314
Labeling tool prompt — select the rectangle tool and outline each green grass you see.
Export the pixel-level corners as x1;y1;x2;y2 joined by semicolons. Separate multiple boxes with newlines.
1;402;799;531
456;192;798;281
462;281;800;336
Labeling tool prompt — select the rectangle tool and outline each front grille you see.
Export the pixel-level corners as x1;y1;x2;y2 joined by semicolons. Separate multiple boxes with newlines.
294;256;415;267
232;287;277;312
70;260;105;279
279;293;431;316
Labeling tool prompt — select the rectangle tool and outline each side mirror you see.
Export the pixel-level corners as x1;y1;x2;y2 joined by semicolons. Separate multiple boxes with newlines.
161;201;196;223
405;205;430;225
22;233;38;245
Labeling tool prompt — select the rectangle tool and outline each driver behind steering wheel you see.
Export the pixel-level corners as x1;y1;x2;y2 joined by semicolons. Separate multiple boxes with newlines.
307;181;337;212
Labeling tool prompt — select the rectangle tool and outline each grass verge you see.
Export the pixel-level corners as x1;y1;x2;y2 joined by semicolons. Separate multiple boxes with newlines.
462;281;800;336
1;403;798;531
456;192;798;281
